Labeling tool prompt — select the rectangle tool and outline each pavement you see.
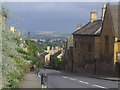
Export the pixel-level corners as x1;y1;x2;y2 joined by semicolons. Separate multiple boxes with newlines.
20;71;41;88
95;76;120;81
39;68;120;89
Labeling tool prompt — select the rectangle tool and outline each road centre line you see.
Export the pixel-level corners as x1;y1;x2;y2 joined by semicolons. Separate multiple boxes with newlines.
92;84;107;89
62;76;107;89
62;76;68;79
69;78;77;81
78;80;89;84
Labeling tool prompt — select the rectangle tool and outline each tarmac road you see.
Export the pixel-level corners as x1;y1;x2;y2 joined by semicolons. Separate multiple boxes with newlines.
39;68;119;89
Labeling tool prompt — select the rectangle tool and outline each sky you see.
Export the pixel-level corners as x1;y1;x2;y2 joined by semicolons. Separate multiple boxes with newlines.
5;2;107;33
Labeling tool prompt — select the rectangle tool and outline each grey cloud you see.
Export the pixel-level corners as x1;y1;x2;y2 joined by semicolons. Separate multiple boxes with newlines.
6;2;104;33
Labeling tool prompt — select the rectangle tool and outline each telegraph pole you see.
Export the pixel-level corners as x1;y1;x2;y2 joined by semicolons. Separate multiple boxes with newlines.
28;31;30;40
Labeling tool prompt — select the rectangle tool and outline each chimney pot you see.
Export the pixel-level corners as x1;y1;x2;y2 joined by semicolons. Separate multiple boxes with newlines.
90;9;97;22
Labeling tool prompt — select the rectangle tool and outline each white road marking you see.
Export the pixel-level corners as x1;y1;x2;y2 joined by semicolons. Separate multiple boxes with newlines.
62;76;68;79
78;80;89;84
92;84;106;88
56;71;60;73
62;75;107;89
69;78;77;81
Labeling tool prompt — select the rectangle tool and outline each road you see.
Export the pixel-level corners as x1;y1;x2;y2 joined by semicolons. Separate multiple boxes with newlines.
38;69;119;89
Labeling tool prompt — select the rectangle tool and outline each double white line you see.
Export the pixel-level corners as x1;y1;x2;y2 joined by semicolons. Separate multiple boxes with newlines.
62;76;107;89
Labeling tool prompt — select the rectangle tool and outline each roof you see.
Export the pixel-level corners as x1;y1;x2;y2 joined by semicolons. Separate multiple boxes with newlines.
40;52;49;56
73;20;102;36
52;51;61;57
108;4;119;40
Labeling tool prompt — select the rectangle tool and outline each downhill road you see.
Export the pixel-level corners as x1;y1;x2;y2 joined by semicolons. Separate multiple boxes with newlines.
39;69;119;89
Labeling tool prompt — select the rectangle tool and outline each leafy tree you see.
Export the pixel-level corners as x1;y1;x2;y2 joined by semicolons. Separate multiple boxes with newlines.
53;57;64;70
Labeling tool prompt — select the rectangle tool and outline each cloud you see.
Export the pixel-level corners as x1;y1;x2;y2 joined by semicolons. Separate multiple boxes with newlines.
6;2;104;32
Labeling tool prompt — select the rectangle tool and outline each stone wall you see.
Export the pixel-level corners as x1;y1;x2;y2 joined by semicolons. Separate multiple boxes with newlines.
100;4;115;75
73;35;101;74
64;47;73;72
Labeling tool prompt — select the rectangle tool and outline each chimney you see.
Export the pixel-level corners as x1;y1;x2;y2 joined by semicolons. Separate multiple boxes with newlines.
10;26;15;33
90;9;97;22
77;24;82;30
47;46;50;52
101;4;106;21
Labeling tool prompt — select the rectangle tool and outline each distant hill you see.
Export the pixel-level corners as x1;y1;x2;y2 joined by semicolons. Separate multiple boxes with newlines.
22;31;71;39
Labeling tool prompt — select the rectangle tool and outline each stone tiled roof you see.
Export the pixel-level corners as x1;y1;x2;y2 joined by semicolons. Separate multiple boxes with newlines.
41;52;49;56
108;4;119;40
53;51;61;57
73;20;102;35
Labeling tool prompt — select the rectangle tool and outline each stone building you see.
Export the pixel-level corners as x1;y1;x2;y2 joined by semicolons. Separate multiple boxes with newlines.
49;50;63;69
100;4;120;76
9;26;21;37
39;52;49;66
73;9;102;74
39;46;63;67
10;26;15;33
64;36;73;72
45;46;62;55
19;38;28;52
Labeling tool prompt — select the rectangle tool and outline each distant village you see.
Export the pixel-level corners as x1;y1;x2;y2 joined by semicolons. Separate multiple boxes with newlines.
31;38;66;44
36;46;64;68
8;26;64;68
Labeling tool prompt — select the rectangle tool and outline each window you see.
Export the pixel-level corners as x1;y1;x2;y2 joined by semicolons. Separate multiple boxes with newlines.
117;52;120;60
105;36;109;54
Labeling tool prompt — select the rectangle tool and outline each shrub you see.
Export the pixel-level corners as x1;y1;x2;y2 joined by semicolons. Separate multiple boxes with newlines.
17;48;28;55
2;29;31;88
53;57;64;70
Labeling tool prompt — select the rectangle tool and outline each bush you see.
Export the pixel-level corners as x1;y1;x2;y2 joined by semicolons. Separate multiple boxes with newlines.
7;72;20;88
53;57;64;70
22;55;30;60
2;29;31;88
17;48;28;55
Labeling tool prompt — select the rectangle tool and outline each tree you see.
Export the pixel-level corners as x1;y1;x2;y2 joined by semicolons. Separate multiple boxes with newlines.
53;57;64;70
